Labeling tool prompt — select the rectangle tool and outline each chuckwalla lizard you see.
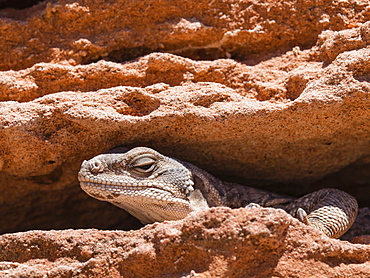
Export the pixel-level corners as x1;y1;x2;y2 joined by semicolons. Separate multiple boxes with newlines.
78;147;358;238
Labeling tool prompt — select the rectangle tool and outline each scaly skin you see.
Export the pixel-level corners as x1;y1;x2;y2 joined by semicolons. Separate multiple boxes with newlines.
78;147;358;238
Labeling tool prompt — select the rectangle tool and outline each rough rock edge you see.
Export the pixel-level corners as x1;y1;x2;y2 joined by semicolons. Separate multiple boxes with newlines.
0;0;370;70
2;21;370;102
1;45;370;182
0;207;369;278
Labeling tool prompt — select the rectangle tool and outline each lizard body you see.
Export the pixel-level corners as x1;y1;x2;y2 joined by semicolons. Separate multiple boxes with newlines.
78;147;358;238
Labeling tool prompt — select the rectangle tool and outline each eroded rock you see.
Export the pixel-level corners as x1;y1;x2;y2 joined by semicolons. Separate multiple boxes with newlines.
0;0;370;70
0;0;370;276
1;208;370;278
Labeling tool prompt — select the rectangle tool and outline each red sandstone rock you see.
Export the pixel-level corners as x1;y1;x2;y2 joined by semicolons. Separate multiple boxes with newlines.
0;208;370;278
0;0;369;71
0;0;369;277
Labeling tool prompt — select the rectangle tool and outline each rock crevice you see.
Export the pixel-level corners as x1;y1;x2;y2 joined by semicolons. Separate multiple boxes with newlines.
0;0;370;276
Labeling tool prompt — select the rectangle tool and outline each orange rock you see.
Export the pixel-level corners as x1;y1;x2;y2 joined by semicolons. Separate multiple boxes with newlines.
0;0;369;276
0;208;370;277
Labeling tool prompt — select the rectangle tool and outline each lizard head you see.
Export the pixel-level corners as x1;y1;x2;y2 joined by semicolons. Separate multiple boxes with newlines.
78;147;206;224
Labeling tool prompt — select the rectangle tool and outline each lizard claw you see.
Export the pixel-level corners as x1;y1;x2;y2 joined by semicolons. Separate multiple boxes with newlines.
245;203;261;208
297;208;309;225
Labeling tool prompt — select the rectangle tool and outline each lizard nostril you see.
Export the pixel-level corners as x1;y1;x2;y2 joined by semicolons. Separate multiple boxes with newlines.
90;160;104;173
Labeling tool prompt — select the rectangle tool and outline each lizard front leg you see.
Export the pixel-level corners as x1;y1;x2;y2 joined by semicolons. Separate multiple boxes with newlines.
284;188;358;238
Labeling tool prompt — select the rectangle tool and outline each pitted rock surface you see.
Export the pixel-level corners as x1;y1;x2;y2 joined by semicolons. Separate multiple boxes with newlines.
1;208;370;278
0;0;370;277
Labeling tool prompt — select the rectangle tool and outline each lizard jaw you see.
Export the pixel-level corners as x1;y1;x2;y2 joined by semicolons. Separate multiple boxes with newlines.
80;180;195;224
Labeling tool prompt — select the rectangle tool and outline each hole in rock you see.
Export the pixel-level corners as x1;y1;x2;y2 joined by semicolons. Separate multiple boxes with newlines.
105;47;154;64
0;0;45;9
172;48;230;61
353;72;370;83
285;75;308;101
349;61;370;83
192;94;231;108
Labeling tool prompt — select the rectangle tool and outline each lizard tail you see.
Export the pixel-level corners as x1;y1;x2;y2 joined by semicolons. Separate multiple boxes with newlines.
286;188;358;238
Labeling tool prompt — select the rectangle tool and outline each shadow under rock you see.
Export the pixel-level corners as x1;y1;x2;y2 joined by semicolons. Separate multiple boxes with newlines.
0;0;45;9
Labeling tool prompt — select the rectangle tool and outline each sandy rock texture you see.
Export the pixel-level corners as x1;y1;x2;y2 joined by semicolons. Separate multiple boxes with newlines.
0;0;369;71
0;0;370;276
1;208;370;278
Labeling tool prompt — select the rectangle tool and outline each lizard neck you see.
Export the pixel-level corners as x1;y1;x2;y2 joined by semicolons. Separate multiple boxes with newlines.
178;160;294;209
179;160;227;207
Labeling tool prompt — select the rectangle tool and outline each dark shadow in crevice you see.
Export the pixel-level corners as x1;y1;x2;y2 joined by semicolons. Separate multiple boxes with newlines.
0;0;46;9
353;72;370;83
170;47;230;61
103;47;230;65
0;167;143;235
102;47;155;65
312;162;370;208
238;42;315;67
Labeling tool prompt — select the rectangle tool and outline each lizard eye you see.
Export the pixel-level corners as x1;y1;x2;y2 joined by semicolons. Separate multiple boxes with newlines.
131;156;157;173
136;163;154;171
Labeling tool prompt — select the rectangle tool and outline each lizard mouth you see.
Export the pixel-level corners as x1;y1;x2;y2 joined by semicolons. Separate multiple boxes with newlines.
79;180;192;203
